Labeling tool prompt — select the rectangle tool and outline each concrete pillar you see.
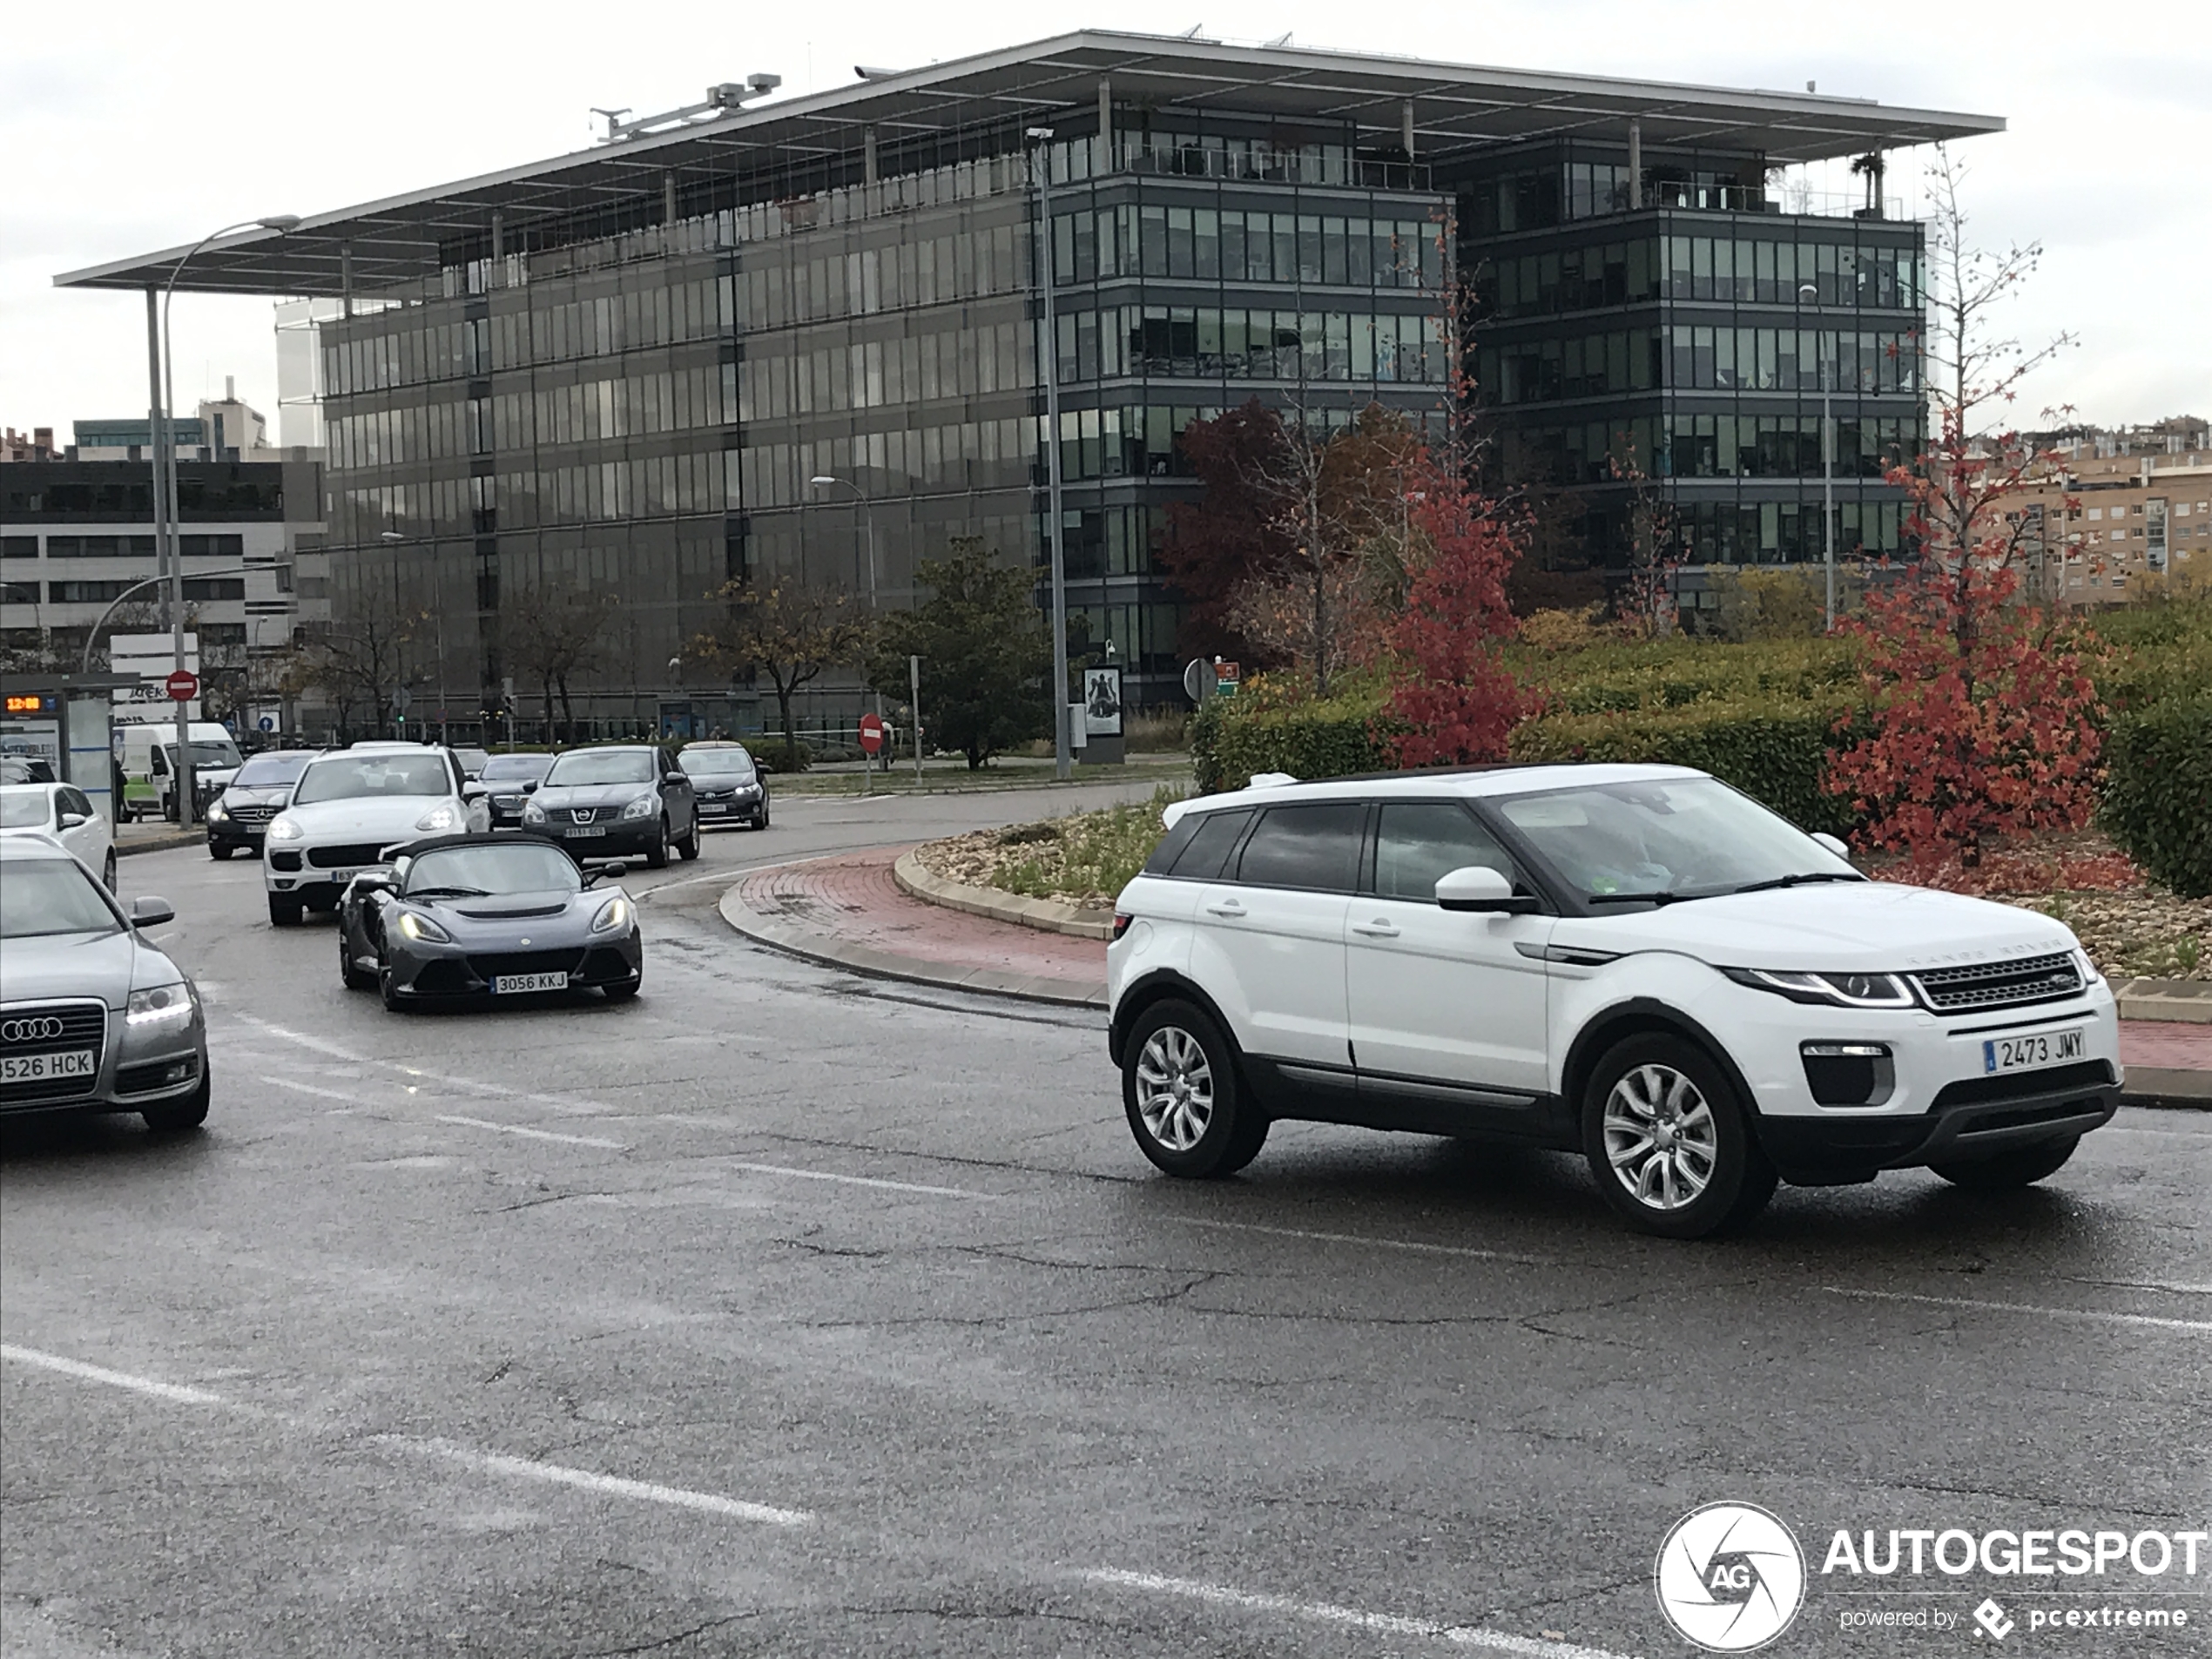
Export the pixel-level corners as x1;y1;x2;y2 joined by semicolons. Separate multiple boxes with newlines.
1628;118;1642;208
664;171;678;226
490;210;505;262
863;125;878;185
341;244;354;318
1099;79;1113;167
1401;99;1415;160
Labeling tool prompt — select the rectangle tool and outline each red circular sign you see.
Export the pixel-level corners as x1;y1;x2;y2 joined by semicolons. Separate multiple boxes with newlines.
165;669;199;702
857;712;887;754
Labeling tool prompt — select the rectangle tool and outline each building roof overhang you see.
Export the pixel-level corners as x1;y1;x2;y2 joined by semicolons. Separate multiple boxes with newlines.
52;29;2002;300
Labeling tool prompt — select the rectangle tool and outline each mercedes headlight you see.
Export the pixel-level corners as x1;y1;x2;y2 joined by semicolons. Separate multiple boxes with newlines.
205;802;228;823
414;803;462;833
590;894;632;934
618;793;658;820
397;911;451;943
1723;967;1915;1008
266;816;303;841
126;982;196;1026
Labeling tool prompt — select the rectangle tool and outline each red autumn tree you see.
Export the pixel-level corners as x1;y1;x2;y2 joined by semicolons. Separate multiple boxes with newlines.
1157;400;1298;666
1383;457;1531;767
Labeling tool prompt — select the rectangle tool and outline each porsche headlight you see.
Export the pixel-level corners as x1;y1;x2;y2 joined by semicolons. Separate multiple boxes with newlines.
414;802;462;833
397;911;452;943
126;981;196;1027
1722;967;1915;1008
590;894;632;934
266;816;303;841
618;793;658;820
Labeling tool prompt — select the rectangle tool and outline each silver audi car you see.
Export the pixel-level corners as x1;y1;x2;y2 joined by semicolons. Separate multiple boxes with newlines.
0;835;209;1131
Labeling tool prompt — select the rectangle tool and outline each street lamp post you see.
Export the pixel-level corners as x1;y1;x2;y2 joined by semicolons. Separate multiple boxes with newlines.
151;213;300;826
1799;281;1837;630
1026;126;1072;781
808;474;886;774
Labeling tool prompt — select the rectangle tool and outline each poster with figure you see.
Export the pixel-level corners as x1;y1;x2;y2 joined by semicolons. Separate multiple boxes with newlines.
1082;666;1123;737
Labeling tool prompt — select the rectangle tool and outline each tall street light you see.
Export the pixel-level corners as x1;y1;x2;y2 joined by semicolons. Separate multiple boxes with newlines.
1798;280;1837;630
1026;126;1072;780
809;474;886;768
152;213;300;825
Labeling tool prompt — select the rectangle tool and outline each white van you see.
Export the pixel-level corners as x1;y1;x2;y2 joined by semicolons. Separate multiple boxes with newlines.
113;721;243;821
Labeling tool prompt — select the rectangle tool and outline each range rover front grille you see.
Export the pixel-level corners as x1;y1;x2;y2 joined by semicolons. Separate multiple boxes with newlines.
1912;951;2084;1014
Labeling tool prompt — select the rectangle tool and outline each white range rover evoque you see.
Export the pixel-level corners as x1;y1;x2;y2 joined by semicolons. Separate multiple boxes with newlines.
1105;764;2121;1238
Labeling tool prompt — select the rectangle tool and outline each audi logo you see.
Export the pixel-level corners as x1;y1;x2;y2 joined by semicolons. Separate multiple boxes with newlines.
2;1015;66;1044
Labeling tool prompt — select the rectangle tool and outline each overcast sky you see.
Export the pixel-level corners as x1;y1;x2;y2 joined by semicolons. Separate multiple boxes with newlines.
3;0;2204;441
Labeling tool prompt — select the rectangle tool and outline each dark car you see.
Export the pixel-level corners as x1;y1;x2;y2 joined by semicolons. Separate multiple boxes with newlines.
678;742;769;831
522;745;698;867
337;834;644;1009
206;749;315;859
451;746;491;780
473;752;554;829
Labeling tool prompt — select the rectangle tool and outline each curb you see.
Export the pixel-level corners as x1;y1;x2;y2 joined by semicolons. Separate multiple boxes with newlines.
117;832;203;857
2114;978;2212;1026
892;848;1115;941
2120;1068;2212;1110
716;876;1108;1009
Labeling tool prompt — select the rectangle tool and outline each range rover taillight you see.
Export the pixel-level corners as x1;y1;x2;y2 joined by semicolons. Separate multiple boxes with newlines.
1111;912;1133;941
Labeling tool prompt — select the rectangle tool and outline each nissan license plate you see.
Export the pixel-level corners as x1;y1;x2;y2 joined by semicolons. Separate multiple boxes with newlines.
0;1050;96;1083
1983;1025;2086;1076
566;826;607;839
492;972;569;995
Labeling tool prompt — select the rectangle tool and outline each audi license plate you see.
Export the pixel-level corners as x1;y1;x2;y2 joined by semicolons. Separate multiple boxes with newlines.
566;826;606;839
1983;1025;2086;1076
0;1050;96;1083
492;972;569;995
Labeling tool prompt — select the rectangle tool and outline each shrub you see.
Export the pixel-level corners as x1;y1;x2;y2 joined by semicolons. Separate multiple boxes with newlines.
1509;701;1860;837
1190;672;1398;792
1516;604;1610;652
2085;593;2212;713
992;786;1184;902
753;738;813;772
2100;695;2212;898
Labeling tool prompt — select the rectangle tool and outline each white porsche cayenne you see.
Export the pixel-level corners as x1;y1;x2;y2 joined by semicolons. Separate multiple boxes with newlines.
1106;765;2121;1238
262;744;488;927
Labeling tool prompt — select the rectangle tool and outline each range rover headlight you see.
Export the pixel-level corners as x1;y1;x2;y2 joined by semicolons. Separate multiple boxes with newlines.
266;816;303;841
1723;967;1915;1008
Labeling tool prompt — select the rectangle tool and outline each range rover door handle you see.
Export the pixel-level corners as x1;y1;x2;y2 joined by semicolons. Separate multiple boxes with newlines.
1204;899;1247;919
1351;919;1399;938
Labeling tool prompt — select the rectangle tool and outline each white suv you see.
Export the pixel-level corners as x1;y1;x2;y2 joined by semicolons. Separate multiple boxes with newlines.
263;744;488;927
1106;764;2121;1238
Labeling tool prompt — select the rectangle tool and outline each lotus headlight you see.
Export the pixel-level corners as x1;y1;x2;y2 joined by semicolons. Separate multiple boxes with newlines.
1723;967;1915;1008
522;800;547;825
397;911;451;943
415;803;462;833
266;816;303;841
618;793;658;820
126;981;196;1026
590;894;632;934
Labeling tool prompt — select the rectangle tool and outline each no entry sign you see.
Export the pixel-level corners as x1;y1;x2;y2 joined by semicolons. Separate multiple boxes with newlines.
165;669;199;703
858;712;887;754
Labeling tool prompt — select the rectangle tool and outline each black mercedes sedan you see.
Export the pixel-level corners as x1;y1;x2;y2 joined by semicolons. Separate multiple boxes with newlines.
474;752;553;829
206;749;315;859
338;834;643;1009
521;745;698;867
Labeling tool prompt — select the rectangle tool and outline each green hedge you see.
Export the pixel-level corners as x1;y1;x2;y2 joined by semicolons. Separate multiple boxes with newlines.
1508;701;1861;837
2099;695;2212;898
1190;683;1396;792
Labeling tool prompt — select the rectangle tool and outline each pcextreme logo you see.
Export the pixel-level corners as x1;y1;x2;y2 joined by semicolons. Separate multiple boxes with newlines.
1655;1502;1808;1652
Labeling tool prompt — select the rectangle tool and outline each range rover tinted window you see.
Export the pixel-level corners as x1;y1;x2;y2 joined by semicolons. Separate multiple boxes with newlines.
1235;803;1366;892
1143;813;1204;875
1167;808;1253;880
1374;802;1525;902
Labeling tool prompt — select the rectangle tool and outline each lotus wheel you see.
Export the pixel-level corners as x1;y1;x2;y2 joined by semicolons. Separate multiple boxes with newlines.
1122;1000;1268;1179
1582;1034;1774;1238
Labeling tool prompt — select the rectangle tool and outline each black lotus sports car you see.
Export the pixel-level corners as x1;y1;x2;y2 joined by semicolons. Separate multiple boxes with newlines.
336;833;644;1010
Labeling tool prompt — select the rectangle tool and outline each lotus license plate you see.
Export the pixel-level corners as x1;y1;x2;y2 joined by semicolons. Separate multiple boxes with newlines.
0;1050;96;1083
566;826;606;839
492;972;569;995
1983;1025;2086;1076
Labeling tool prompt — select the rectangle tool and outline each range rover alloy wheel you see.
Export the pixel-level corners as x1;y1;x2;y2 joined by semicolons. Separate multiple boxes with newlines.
1581;1033;1776;1238
1121;1000;1268;1179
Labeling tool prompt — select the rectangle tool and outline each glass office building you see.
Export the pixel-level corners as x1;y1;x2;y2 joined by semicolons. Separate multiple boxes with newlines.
57;33;1998;726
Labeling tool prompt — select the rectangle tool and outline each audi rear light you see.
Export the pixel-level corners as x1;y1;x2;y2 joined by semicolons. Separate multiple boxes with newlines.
1111;912;1133;941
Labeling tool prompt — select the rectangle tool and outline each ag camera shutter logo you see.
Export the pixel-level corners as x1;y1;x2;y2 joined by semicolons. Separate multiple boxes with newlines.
1655;1502;1807;1652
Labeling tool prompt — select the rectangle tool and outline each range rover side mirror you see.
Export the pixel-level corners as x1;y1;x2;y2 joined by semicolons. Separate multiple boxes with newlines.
128;895;175;927
1811;832;1852;861
1436;865;1541;914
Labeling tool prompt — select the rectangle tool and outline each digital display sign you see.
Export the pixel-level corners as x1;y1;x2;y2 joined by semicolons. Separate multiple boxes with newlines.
3;692;60;715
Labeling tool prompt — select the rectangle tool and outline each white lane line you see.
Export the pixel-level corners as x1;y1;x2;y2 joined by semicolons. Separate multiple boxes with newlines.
435;1114;628;1150
1163;1215;1553;1266
384;1438;811;1526
1084;1568;1631;1659
233;1016;361;1062
1825;1287;2212;1333
260;1075;368;1103
725;1159;992;1199
0;1343;227;1406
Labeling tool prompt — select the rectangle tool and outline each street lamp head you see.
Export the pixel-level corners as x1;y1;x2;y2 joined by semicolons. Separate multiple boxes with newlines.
379;530;405;543
810;475;840;488
1025;126;1055;144
1797;282;1818;302
258;215;303;233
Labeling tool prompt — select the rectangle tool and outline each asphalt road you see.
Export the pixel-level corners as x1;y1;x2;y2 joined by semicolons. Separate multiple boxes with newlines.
5;784;2209;1659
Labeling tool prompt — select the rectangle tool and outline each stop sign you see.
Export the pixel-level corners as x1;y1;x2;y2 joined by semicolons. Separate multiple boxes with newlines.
165;669;199;702
857;712;887;755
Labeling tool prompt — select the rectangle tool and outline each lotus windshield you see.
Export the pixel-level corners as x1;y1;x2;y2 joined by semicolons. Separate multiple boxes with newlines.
233;752;313;787
543;751;656;786
1494;778;1852;904
404;843;581;898
0;855;122;938
0;788;52;828
679;748;754;780
293;754;453;803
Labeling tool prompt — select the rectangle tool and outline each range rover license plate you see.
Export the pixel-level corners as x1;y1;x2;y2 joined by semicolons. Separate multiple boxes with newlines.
0;1050;96;1083
1983;1025;2086;1076
492;972;569;995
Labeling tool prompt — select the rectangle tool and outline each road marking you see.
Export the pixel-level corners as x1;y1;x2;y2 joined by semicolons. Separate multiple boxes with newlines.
384;1438;811;1527
260;1075;367;1103
1163;1215;1553;1266
1825;1287;2212;1333
0;1343;227;1406
1083;1568;1632;1659
435;1114;627;1150
232;1015;362;1062
725;1159;993;1199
